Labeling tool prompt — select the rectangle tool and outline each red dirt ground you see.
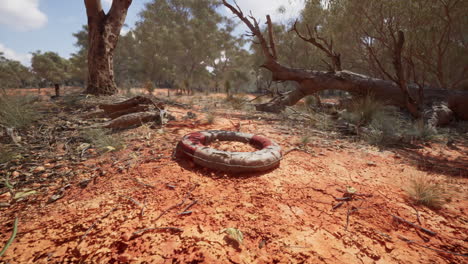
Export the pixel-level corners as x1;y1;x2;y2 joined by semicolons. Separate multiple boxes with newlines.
0;93;467;264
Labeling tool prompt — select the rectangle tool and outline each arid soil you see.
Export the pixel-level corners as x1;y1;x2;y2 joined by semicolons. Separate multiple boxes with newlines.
0;90;467;264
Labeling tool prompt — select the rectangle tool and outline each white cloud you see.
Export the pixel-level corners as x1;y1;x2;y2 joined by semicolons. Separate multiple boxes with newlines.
225;0;305;24
0;43;32;66
0;0;47;31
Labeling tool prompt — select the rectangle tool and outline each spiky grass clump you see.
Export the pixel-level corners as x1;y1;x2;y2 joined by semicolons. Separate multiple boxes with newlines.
406;176;447;209
226;95;247;110
361;108;404;145
82;128;125;153
342;94;386;125
404;119;437;142
0;95;38;129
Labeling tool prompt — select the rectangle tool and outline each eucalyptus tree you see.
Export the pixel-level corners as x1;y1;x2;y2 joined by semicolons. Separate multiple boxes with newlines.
134;0;238;94
84;0;132;95
31;51;70;87
0;53;35;88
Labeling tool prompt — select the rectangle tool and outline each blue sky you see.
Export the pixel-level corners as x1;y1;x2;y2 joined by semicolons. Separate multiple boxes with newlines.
0;0;304;66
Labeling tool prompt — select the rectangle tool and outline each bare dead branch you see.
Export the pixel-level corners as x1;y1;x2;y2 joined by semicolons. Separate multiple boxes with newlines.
266;15;278;60
291;21;342;71
222;0;274;61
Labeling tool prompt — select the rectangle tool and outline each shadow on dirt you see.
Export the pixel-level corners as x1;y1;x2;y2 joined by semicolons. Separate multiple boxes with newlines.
395;147;468;177
174;158;278;180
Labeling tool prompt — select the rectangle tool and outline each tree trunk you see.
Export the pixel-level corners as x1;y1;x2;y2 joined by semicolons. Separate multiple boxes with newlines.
255;64;468;122
84;0;132;95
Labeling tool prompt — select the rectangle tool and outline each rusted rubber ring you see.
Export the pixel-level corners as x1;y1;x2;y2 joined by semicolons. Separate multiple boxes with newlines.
175;130;282;173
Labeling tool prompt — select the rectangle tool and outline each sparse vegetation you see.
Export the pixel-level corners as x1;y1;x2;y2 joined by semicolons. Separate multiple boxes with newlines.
0;145;16;164
299;135;311;145
304;95;317;108
144;80;155;95
406;176;448;209
226;94;248;110
81;128;125;153
205;113;216;124
341;95;387;126
0;95;39;129
360;108;404;145
404;119;437;142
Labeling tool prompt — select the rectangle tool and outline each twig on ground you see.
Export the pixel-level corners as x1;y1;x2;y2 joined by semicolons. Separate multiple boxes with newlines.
155;185;197;222
335;197;352;201
336;188;373;197
155;200;186;222
392;214;437;236
80;145;90;158
332;201;344;210
409;204;422;225
283;147;299;156
132;177;155;188
131;227;183;239
0;217;18;257
180;200;198;213
140;199;146;217
397;235;468;257
119;195;143;208
345;207;359;231
80;207;117;242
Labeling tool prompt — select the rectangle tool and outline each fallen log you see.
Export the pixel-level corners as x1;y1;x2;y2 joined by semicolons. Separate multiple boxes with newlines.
222;0;468;125
107;105;149;119
99;96;163;113
103;111;162;129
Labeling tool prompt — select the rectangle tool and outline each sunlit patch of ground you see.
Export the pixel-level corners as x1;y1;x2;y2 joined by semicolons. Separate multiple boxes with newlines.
0;89;466;263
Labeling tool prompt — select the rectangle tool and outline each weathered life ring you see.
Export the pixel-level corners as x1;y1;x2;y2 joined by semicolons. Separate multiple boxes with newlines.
175;130;282;173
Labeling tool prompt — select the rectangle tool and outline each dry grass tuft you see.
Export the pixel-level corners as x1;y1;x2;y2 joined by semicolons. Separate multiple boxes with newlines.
406;176;448;209
81;128;125;153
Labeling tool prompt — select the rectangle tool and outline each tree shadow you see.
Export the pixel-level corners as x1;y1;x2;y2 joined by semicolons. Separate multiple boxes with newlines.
174;158;278;180
394;146;468;178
